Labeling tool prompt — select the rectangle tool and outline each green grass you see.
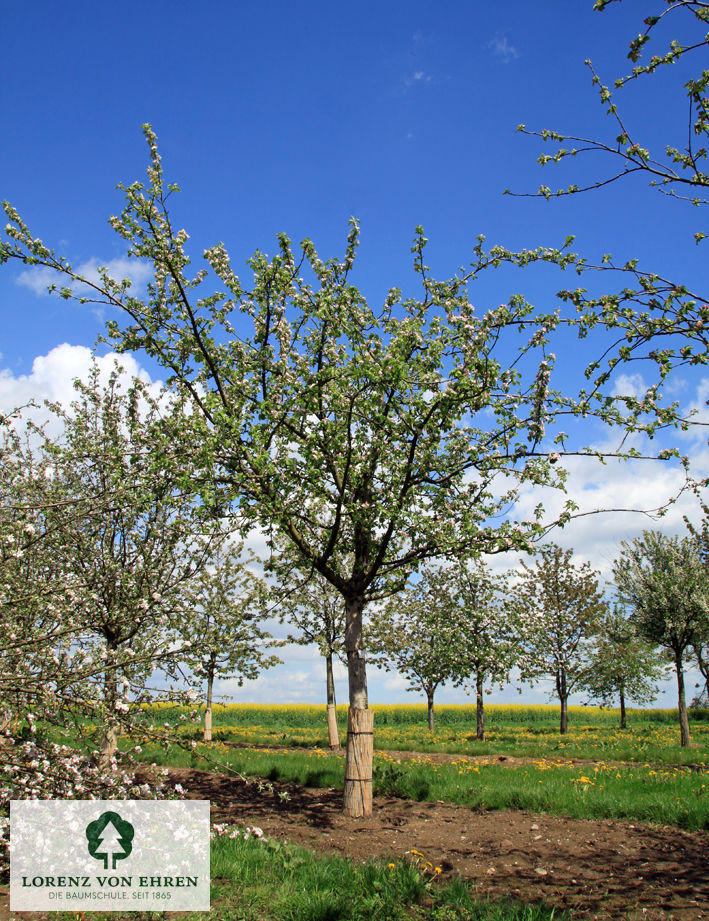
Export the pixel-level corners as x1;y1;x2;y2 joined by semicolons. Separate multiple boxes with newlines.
130;737;709;831
49;832;570;921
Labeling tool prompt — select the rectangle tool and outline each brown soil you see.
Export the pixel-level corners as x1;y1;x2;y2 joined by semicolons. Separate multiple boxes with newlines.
2;760;707;921
182;764;708;921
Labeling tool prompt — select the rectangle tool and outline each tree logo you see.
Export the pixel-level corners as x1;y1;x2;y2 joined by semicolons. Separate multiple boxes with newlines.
85;811;134;870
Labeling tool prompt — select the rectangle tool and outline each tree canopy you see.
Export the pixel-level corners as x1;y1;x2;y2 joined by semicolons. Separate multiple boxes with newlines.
0;116;692;813
614;529;709;745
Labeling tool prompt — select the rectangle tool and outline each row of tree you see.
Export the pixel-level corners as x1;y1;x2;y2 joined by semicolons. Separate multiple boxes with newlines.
298;540;709;744
0;367;281;786
3;364;707;784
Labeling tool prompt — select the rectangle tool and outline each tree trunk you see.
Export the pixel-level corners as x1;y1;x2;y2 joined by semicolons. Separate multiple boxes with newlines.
426;689;435;732
343;595;372;817
204;666;214;742
475;672;485;741
325;652;340;750
619;686;627;730
675;652;691;747
558;669;568;735
99;671;119;773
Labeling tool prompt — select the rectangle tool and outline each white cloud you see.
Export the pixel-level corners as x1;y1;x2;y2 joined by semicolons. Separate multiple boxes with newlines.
487;35;519;64
383;674;409;692
17;257;152;298
401;70;434;93
679;377;709;431
613;372;648;399
0;344;161;438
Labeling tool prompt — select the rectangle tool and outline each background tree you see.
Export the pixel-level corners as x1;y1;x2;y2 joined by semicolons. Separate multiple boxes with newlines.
0;410;66;725
444;558;516;741
613;529;709;745
0;129;683;816
0;403;190;805
685;498;709;706
37;362;220;770
179;540;280;742
514;544;608;734
366;565;473;733
578;604;666;727
270;550;346;749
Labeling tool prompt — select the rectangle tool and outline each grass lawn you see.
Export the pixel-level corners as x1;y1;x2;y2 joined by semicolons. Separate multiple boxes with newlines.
120;703;709;831
33;703;709;920
148;702;709;764
47;832;570;921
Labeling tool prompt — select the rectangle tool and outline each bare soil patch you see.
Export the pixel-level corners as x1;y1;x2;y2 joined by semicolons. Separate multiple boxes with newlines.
176;764;709;921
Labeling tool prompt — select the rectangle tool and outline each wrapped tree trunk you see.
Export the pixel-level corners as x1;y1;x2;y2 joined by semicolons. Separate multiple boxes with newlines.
325;653;340;750
426;689;435;732
343;596;373;817
475;672;485;741
344;707;374;817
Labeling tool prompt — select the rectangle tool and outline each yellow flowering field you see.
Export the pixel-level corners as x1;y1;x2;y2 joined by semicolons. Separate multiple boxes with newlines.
145;702;709;764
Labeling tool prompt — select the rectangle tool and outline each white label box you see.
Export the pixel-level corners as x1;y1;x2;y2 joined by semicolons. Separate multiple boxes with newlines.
10;800;210;911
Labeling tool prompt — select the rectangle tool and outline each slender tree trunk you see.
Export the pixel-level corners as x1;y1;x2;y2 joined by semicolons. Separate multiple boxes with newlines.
99;671;119;772
675;652;691;747
325;652;340;750
558;668;568;735
426;688;435;732
475;672;485;741
619;686;627;730
559;695;568;734
204;666;215;742
343;595;372;817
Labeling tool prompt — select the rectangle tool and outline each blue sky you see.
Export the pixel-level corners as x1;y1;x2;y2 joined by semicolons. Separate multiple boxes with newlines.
2;1;707;711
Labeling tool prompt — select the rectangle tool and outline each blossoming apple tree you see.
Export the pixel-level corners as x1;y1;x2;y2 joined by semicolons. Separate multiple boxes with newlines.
178;540;281;742
513;544;608;734
0;128;685;816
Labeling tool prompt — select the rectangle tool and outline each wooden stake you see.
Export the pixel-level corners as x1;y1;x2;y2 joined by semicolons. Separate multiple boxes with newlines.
343;707;373;817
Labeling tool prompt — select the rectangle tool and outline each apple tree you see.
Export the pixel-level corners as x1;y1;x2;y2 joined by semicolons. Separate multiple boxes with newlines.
0;129;684;815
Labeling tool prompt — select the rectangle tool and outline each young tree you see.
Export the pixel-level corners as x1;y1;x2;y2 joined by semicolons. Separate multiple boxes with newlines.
179;541;280;742
0;130;683;816
514;544;608;734
270;557;346;749
37;362;220;770
453;559;517;741
578;604;666;727
613;529;709;745
366;565;473;733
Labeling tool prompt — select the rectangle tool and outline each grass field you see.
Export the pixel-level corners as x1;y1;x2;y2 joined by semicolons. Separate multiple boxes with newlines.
128;703;709;831
39;703;707;920
47;832;570;921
